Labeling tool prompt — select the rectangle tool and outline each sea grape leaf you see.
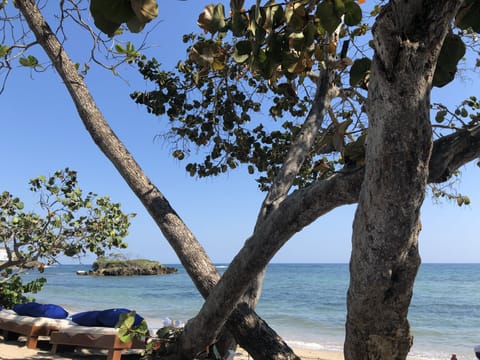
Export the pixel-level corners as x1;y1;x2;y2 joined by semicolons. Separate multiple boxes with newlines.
89;13;120;37
90;0;157;36
332;119;352;152
343;133;366;166
197;3;226;34
231;10;249;36
213;4;227;32
90;0;135;36
230;0;244;12
286;4;306;33
288;32;305;52
435;110;447;123
344;0;362;26
189;40;224;69
433;33;466;88
333;0;345;17
303;22;317;48
117;328;134;343
270;3;285;30
126;16;146;33
116;311;136;329
316;0;342;33
349;57;371;86
233;40;252;63
130;0;158;23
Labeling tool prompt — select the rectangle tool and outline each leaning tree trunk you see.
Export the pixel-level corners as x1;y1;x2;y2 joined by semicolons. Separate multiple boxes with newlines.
345;1;463;359
16;1;480;359
15;1;299;358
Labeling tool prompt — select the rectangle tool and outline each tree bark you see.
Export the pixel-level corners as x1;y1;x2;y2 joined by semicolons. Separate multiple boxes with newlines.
345;1;464;359
429;125;480;183
179;27;341;356
15;1;298;358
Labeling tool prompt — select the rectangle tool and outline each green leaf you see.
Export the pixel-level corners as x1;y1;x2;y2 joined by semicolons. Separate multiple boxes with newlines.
231;10;248;36
115;44;126;54
456;196;464;206
316;0;342;33
157;327;172;338
254;4;266;28
19;55;42;69
116;311;136;329
230;0;244;12
126;17;146;33
189;40;219;67
433;33;466;88
286;5;306;33
172;149;185;160
89;0;135;36
130;0;158;23
89;13;122;37
0;45;10;57
233;40;252;63
213;4;227;32
333;0;345;16
197;3;226;34
117;327;134;343
435;110;447;123
349;57;371;86
303;22;317;48
344;0;362;26
135;320;149;334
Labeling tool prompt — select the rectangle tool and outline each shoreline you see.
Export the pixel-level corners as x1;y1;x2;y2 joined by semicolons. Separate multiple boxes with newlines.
0;338;344;360
0;336;436;360
0;335;449;359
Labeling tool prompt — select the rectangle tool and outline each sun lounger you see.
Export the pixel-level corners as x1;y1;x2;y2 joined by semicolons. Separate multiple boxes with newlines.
0;309;70;349
49;324;145;360
0;305;146;359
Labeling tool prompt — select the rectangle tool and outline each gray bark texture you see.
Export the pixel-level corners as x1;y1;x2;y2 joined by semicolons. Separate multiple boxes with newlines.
179;40;340;356
345;1;464;359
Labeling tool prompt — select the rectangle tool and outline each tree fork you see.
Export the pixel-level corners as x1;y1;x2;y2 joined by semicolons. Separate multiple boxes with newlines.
15;0;299;358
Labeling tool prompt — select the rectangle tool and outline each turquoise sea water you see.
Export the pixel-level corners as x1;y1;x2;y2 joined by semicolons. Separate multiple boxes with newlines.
21;263;480;360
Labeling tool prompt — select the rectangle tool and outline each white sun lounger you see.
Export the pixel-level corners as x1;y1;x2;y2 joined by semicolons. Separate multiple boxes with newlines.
49;324;145;360
0;309;70;348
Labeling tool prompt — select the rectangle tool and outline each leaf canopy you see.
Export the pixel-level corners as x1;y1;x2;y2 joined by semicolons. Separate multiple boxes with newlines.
89;0;158;36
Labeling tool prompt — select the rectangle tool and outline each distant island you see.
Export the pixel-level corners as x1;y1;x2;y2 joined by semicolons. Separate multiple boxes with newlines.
77;255;178;276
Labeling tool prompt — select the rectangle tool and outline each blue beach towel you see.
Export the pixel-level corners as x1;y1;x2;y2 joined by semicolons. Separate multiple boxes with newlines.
71;310;103;326
13;302;68;319
71;308;144;327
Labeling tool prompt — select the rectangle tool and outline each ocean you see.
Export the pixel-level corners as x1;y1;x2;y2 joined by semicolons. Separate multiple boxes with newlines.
21;263;480;360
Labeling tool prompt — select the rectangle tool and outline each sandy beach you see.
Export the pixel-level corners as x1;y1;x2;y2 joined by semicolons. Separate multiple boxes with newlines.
0;337;343;360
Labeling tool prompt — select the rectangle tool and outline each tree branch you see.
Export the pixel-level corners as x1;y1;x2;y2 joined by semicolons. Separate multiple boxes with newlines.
256;33;339;226
15;1;298;358
429;125;480;183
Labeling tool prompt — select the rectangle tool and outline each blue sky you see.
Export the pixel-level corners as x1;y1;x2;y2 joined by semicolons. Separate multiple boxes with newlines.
0;1;478;264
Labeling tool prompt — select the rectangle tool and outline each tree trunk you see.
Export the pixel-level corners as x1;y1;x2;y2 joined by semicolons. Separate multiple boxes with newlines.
178;48;341;358
345;2;463;359
15;1;298;358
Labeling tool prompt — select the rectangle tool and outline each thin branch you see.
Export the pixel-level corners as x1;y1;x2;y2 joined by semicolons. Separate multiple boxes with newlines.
256;31;340;227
